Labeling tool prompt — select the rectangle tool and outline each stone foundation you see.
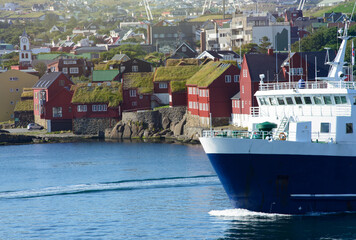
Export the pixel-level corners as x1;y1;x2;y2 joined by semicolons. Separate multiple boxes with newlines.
73;118;119;136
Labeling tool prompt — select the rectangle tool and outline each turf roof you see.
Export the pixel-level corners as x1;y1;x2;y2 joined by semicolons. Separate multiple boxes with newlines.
186;61;231;87
71;82;123;107
154;65;201;82
21;89;33;98
14;99;33;112
171;80;187;93
123;72;154;94
166;58;200;66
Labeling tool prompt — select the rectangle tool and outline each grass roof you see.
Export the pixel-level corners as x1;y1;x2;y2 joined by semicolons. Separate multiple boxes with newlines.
123;72;154;94
187;61;232;87
71;82;122;107
166;58;200;66
14;99;33;112
154;65;201;82
171;80;187;93
21;89;33;98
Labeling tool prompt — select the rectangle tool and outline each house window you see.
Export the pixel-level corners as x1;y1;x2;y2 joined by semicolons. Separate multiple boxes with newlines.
188;87;192;94
92;105;107;112
62;68;68;74
10;88;13;92
320;123;330;133
189;101;192;108
346;123;353;134
120;66;126;72
243;69;247;78
225;75;231;83
59;79;65;86
77;105;87;112
132;101;137;106
159;82;167;89
16;88;19;92
206;90;209;97
242;101;244;108
182;46;187;52
70;67;79;74
242;86;244;93
129;89;136;97
10;101;14;105
53;107;62;118
234;75;239;82
132;65;138;72
9;77;18;81
139;95;143;99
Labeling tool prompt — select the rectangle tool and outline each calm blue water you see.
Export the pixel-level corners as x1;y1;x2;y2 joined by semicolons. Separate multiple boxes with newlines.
1;141;356;239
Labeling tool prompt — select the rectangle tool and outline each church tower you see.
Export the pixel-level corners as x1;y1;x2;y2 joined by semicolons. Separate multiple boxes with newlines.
19;30;32;66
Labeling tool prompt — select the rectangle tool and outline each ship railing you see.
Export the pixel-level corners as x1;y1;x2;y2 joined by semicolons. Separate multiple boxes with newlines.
259;81;329;91
202;130;272;139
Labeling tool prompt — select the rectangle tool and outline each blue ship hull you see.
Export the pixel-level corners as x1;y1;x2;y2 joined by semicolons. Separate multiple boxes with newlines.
207;153;356;214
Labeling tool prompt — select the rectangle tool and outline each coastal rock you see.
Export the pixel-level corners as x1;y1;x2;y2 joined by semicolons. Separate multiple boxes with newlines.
162;117;171;129
174;115;187;136
131;124;139;137
143;129;150;138
123;125;132;138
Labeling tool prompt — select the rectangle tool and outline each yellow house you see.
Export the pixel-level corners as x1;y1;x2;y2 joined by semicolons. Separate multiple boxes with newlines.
0;70;38;122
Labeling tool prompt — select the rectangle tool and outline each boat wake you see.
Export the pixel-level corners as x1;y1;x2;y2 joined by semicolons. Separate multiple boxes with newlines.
209;209;290;221
0;175;220;199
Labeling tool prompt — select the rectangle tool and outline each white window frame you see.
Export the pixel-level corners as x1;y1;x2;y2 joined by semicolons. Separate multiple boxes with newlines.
243;69;247;78
132;65;138;72
53;107;62;118
225;75;231;83
77;105;87;112
159;82;167;89
62;68;68;74
69;67;79;74
129;89;136;97
234;75;239;82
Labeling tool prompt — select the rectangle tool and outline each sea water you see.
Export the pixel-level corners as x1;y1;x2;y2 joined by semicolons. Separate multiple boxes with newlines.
0;141;356;239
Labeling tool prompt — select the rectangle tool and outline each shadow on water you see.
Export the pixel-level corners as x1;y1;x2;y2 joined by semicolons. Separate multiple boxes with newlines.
212;210;356;240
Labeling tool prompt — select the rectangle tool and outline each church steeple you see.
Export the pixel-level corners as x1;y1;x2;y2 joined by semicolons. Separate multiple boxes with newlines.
19;29;31;66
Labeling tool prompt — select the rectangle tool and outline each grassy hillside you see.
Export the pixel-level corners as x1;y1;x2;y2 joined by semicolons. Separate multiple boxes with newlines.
305;1;356;17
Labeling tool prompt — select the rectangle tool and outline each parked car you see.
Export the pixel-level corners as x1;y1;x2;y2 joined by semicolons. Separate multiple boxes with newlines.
27;123;44;130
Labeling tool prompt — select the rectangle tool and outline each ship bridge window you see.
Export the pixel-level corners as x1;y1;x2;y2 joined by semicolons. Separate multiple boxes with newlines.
269;97;277;106
259;98;268;105
320;123;330;133
346;123;353;134
323;96;332;105
304;96;312;104
285;97;294;105
314;96;322;105
295;97;303;104
334;96;347;104
277;97;285;105
353;97;356;105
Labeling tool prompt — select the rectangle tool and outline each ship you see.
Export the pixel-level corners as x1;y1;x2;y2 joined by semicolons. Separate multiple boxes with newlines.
200;19;356;214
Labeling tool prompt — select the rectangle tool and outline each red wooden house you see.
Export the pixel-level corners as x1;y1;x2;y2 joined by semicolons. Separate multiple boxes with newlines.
33;72;74;131
122;72;154;111
186;61;240;126
153;65;201;107
71;82;122;135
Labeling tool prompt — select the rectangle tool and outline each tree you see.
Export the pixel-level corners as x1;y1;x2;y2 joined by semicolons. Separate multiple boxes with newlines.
232;43;258;56
33;62;47;78
258;36;272;54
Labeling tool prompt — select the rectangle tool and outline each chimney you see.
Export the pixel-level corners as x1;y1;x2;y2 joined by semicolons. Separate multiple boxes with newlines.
147;24;151;45
200;30;206;53
267;48;274;56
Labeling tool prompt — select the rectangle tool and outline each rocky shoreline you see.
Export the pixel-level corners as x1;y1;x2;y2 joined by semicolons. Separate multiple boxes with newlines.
0;107;212;145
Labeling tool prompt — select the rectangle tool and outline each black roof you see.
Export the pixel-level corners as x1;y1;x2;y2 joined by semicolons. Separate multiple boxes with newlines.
33;72;62;89
245;53;288;82
302;50;336;80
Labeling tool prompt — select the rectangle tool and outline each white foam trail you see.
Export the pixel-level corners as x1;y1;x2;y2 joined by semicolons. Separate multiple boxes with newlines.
209;209;290;221
0;176;220;199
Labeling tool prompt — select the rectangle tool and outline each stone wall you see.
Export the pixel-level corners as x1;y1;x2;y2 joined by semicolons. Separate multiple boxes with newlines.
73;118;119;136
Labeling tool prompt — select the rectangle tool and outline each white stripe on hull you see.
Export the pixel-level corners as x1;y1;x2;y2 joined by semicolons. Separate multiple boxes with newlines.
199;137;356;157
